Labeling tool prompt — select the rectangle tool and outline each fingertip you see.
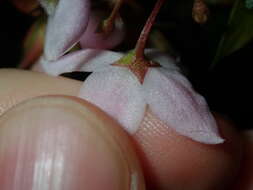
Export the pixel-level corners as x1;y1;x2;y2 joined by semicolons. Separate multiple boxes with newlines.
132;110;242;189
0;96;145;190
230;130;253;190
0;69;81;116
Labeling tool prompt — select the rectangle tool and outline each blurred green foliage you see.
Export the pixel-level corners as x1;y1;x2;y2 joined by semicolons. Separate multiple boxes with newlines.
246;0;253;9
212;0;253;68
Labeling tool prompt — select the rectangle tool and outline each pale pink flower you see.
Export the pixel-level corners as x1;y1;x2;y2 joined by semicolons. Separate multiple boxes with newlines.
39;0;124;62
41;0;91;61
35;48;224;144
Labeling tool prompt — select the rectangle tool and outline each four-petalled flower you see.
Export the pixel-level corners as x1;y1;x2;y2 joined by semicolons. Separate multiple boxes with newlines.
78;49;224;144
34;47;224;144
36;0;224;145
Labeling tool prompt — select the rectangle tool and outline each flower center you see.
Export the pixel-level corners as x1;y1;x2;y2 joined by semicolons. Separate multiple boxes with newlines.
112;51;160;84
112;0;165;84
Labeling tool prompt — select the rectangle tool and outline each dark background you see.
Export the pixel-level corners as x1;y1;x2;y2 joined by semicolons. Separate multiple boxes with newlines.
0;0;252;130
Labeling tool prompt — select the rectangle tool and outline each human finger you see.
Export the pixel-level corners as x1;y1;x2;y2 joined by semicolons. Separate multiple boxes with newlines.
231;130;253;190
0;69;81;116
133;111;243;189
0;96;145;190
0;69;243;189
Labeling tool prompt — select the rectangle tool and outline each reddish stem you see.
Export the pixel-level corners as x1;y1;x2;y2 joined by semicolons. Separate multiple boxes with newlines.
135;0;165;59
103;0;124;34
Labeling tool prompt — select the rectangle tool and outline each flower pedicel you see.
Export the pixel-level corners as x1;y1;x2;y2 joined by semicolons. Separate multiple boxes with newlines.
38;0;224;144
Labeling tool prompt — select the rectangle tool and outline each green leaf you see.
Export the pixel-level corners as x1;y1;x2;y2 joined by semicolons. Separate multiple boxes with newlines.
211;0;253;69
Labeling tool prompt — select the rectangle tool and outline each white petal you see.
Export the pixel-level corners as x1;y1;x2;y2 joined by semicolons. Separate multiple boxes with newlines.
79;67;146;134
79;49;123;72
44;0;90;61
33;49;123;76
144;68;224;144
39;0;58;15
145;49;180;72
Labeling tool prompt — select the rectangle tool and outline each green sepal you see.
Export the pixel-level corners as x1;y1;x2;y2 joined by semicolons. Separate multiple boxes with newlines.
116;50;136;66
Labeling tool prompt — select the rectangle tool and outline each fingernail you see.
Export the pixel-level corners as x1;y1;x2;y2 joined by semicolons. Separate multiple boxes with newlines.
0;96;144;190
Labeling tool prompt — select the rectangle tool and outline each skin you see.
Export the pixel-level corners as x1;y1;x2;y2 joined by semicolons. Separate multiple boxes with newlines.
0;69;251;190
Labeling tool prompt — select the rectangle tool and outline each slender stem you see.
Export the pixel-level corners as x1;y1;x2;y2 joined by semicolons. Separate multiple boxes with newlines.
135;0;165;59
103;0;124;34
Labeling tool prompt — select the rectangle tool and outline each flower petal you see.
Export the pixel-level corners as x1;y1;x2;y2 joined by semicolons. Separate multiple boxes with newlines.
33;49;123;75
39;0;58;15
79;67;146;134
144;68;224;144
80;13;125;49
44;0;90;61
